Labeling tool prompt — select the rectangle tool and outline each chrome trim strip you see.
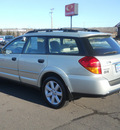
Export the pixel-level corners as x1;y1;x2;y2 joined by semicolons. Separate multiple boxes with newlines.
20;76;37;81
0;66;39;75
0;72;19;78
0;66;18;71
19;70;39;74
109;78;120;86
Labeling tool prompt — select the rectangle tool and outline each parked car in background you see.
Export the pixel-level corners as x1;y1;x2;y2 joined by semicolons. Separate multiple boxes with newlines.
0;35;14;45
0;28;120;109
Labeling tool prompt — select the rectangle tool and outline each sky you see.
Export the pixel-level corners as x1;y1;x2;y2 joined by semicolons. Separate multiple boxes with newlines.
0;0;120;29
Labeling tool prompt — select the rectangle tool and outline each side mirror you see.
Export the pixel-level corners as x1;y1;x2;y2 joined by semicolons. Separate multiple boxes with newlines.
1;49;12;54
6;50;12;54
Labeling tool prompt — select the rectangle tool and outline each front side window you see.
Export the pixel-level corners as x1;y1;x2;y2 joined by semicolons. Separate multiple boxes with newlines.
48;37;79;54
3;37;27;54
24;37;46;54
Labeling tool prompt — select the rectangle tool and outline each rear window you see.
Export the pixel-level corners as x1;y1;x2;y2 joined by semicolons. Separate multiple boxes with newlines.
88;37;120;55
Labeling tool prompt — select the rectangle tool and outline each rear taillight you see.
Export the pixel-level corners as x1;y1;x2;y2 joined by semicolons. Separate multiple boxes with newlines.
79;56;102;74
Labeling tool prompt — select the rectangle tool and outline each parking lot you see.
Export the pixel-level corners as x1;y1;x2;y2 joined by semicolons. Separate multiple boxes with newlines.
0;45;3;49
0;78;119;130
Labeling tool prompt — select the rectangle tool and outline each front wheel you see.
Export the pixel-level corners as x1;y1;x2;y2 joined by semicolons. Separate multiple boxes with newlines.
42;77;68;109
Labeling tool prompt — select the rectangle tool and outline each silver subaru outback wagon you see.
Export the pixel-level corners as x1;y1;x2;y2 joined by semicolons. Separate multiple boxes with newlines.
0;29;120;109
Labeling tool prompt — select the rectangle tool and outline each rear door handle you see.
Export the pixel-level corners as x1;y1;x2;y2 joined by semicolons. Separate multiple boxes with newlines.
38;59;44;63
12;57;16;61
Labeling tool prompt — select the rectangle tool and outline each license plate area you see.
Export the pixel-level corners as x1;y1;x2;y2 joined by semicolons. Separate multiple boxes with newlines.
115;63;120;73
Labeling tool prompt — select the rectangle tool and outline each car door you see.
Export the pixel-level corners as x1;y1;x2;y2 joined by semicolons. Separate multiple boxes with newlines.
0;37;27;81
19;36;47;86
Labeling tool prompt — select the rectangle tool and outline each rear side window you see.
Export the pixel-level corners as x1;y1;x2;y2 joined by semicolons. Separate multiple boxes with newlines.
88;37;120;55
48;37;79;55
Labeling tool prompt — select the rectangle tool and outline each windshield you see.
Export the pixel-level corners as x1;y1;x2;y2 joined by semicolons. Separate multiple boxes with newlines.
88;37;120;56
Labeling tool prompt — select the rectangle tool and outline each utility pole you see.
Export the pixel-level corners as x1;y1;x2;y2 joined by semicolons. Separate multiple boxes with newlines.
70;16;72;29
50;8;54;29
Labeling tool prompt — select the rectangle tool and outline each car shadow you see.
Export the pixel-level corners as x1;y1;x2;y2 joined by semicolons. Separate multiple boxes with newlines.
0;78;48;108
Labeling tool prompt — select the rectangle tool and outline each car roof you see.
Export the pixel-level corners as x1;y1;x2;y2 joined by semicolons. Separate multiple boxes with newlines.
24;29;111;38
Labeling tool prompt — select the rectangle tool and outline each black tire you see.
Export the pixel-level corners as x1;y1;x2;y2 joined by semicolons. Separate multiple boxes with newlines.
42;76;68;109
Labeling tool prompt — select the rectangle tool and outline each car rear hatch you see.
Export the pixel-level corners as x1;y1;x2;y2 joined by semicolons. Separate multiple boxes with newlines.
87;36;120;82
97;55;120;82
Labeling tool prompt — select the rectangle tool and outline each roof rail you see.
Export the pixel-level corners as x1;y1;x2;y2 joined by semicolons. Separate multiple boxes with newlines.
26;28;99;34
26;28;77;34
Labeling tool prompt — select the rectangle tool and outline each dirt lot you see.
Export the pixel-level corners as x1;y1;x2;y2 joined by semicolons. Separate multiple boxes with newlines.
0;79;120;130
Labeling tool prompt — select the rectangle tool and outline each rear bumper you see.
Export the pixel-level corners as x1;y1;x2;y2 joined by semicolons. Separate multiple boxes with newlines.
68;75;120;95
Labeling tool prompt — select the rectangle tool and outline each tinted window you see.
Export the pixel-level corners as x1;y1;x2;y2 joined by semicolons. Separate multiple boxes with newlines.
88;37;120;55
4;37;27;54
48;38;79;54
24;37;46;54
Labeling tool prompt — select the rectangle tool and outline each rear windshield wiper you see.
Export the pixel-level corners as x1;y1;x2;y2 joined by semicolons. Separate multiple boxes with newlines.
104;51;118;55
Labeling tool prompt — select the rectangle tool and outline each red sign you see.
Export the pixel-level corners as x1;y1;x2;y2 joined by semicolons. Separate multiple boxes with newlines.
65;3;78;16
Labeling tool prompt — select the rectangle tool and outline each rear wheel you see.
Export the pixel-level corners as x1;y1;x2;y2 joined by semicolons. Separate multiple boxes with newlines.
42;77;68;109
